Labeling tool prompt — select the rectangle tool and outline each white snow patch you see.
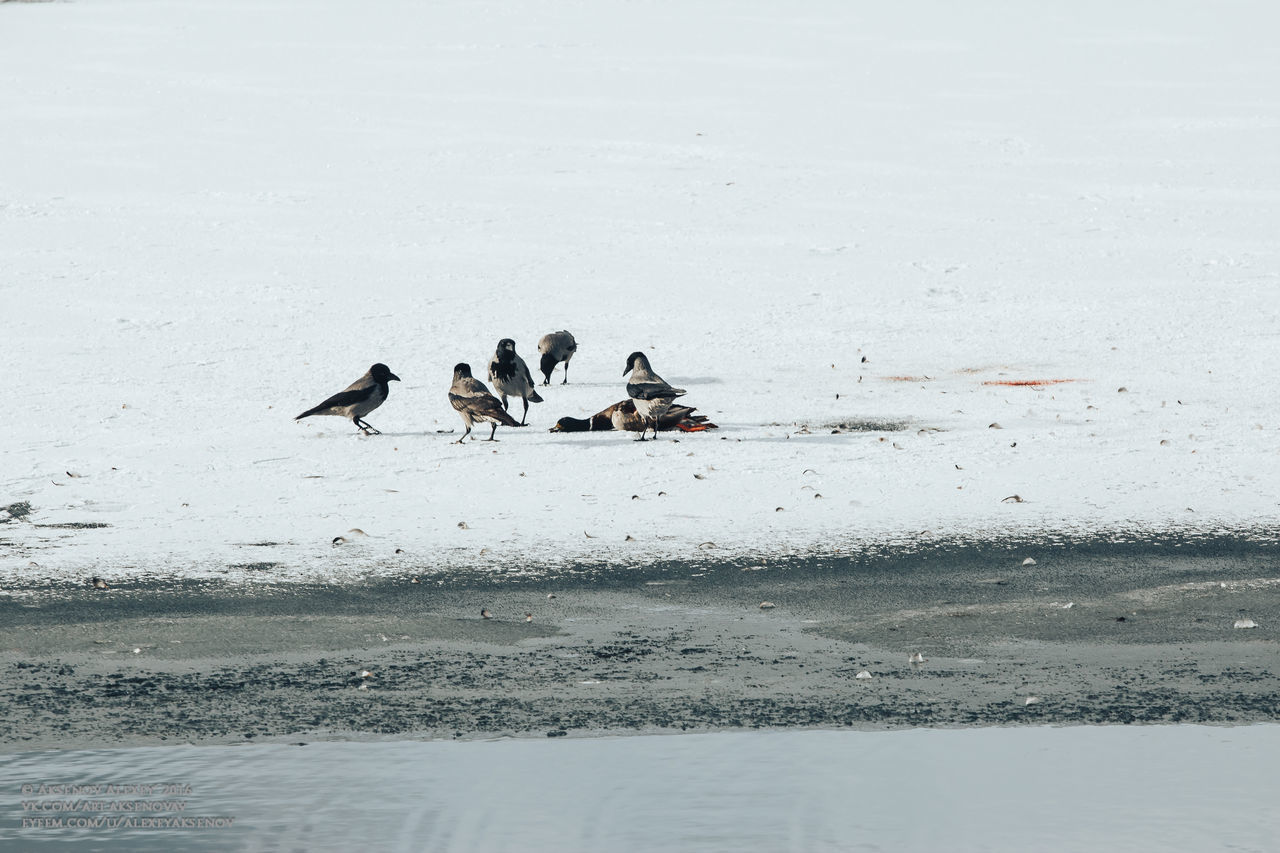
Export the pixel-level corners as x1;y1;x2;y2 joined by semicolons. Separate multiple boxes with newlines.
3;1;1280;584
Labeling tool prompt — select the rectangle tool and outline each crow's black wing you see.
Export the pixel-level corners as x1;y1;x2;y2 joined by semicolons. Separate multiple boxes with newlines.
296;387;372;420
627;382;686;400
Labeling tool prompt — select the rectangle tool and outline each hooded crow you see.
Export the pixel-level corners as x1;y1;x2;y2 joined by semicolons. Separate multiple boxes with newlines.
488;338;544;425
296;363;400;435
623;352;687;441
550;400;716;433
536;330;577;385
449;363;521;442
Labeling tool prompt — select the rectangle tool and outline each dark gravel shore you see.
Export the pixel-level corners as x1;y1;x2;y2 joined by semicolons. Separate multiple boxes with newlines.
2;533;1278;751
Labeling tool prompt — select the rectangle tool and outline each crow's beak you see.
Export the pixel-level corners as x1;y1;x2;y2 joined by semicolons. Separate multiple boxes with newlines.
389;373;401;382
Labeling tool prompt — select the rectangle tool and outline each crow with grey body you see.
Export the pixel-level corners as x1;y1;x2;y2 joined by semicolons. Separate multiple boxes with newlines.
449;363;521;443
296;363;400;435
623;352;686;441
488;338;543;425
536;330;577;385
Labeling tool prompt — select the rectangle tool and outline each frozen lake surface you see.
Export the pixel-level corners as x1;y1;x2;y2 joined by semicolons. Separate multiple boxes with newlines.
3;725;1278;852
4;0;1280;585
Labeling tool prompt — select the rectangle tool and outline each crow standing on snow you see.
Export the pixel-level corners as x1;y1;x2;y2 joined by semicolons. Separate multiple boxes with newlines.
449;363;521;443
623;352;687;441
488;338;543;425
536;330;577;385
296;363;400;435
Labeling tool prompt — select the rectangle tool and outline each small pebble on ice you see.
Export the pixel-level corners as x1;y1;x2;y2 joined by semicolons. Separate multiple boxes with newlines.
1024;696;1040;706
480;608;493;619
909;652;926;664
855;670;873;680
1021;557;1037;566
1234;618;1258;629
759;601;776;609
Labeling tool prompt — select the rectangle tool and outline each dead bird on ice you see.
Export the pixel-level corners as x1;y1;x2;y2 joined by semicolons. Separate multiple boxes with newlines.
537;330;577;385
623;351;687;441
449;363;521;443
488;338;543;425
296;363;400;435
550;399;716;433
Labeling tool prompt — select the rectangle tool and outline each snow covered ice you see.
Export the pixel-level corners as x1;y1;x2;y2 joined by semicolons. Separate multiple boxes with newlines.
3;0;1279;585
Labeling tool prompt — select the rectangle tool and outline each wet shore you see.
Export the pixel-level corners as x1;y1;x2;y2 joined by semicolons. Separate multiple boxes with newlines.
2;534;1278;752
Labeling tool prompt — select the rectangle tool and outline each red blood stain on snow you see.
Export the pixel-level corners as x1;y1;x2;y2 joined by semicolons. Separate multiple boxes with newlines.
982;379;1082;387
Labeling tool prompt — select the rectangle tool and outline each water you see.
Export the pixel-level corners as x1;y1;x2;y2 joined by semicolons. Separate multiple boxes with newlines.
3;725;1277;852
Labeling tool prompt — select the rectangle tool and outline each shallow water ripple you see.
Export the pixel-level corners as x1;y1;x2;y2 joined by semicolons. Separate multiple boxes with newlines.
1;725;1277;852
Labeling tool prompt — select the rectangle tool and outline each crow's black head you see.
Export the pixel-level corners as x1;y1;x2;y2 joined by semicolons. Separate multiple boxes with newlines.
539;352;558;382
